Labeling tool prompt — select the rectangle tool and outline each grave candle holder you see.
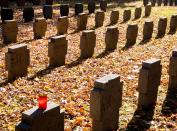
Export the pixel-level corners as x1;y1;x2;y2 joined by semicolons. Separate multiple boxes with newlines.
38;94;47;110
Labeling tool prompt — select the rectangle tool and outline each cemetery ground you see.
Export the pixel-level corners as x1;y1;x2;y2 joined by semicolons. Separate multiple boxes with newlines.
0;1;177;130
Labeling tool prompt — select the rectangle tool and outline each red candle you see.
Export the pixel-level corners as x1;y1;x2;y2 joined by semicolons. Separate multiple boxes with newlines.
38;95;47;110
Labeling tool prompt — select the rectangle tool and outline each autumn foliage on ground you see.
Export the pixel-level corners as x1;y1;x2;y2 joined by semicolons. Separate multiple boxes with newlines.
0;1;177;130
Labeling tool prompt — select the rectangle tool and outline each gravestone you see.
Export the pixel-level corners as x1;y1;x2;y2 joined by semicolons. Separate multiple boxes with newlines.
157;17;167;37
88;1;95;14
15;102;64;131
105;26;119;51
123;9;131;22
143;0;149;6
90;74;123;131
2;20;18;44
110;10;119;25
145;4;151;17
157;0;162;6
60;4;69;16
57;16;69;35
5;44;30;81
1;8;13;22
43;5;53;19
48;35;68;67
143;20;154;40
169;14;177;34
100;0;107;12
126;23;138;47
80;30;96;58
164;0;168;5
23;7;34;22
77;13;88;31
33;18;47;39
95;11;105;27
138;58;162;109
169;0;174;6
46;0;53;5
75;3;83;15
0;0;9;7
151;0;156;6
168;49;177;90
134;7;142;19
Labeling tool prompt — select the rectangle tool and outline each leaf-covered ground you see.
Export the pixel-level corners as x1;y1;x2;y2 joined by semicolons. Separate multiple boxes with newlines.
0;1;177;130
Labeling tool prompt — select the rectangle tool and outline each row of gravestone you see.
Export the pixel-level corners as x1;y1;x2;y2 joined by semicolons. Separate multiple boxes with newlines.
0;1;109;21
4;14;177;81
143;0;177;6
15;50;177;130
1;5;152;44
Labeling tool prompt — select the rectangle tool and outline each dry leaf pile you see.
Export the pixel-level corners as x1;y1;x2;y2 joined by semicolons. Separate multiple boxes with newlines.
0;1;177;130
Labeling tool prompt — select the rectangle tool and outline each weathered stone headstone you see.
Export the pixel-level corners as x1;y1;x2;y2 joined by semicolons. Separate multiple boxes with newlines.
48;35;68;67
157;17;167;37
23;7;34;22
46;0;53;5
151;0;156;6
143;20;154;40
75;3;83;15
90;74;123;131
100;0;107;12
110;10;119;25
138;58;162;109
1;8;13;22
105;26;119;51
123;9;131;22
57;16;69;35
43;5;53;19
145;4;151;17
157;0;162;6
2;20;18;44
95;11;105;27
80;30;96;58
169;14;177;34
143;0;149;6
0;0;9;7
126;23;138;47
163;0;168;5
15;102;64;131
88;1;95;14
168;49;177;90
134;7;142;19
33;18;47;39
60;4;69;16
5;44;30;81
77;13;88;31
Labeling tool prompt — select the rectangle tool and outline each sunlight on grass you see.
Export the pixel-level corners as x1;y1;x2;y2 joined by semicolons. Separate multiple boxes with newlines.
152;7;177;18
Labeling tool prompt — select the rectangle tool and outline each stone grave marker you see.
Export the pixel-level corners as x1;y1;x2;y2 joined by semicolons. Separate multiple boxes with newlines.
110;10;119;25
134;7;142;19
60;4;69;16
1;8;13;22
90;74;123;131
43;5;53;19
2;20;18;44
126;23;138;47
88;1;95;14
95;11;105;27
100;0;107;12
77;13;88;31
80;30;96;58
23;7;34;22
143;20;154;40
169;14;177;34
5;44;30;81
15;102;64;131
145;4;151;17
138;58;162;109
164;0;168;5
123;9;131;22
57;16;69;35
75;3;83;15
48;35;68;67
157;17;167;37
157;0;162;6
143;0;149;6
105;26;119;51
33;18;47;39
